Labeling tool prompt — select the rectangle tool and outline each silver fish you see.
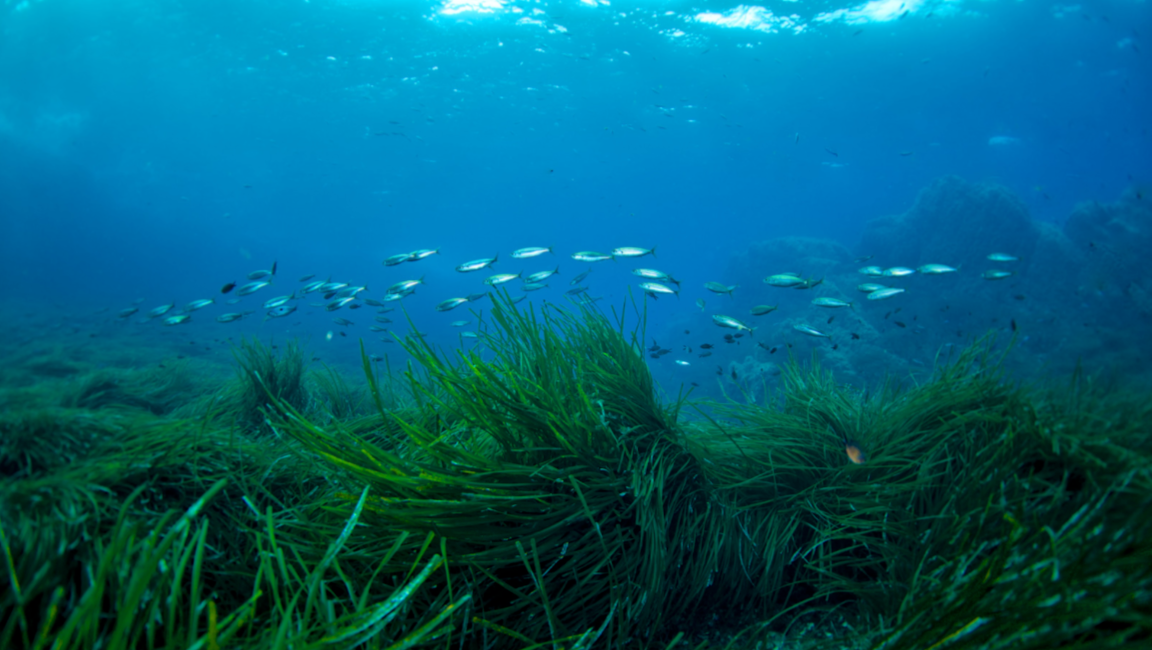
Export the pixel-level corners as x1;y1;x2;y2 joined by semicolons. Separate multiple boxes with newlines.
387;277;424;294
764;274;806;287
696;299;705;311
571;251;613;262
236;281;271;296
456;255;499;272
917;264;958;274
216;312;245;322
266;305;297;318
336;286;368;298
299;274;315;282
858;266;884;276
461;331;479;338
450;320;471;327
712;315;755;334
374;316;393;323
510;295;528;304
857;283;887;293
363;298;385;307
612;246;655;258
882;267;916;277
512;247;552;259
320;282;348;292
332;317;354;326
522;282;549;292
705;282;737;296
409;248;440;260
184;299;214;312
263;294;294;309
301;281;326;294
327;297;357;311
986;253;1018;262
369;325;388;332
466;293;488;302
674;360;690;366
163;314;191;326
384;253;414;266
633;268;678;285
485;273;521;286
524;267;560;283
118;307;139;318
247;269;274;280
812;297;852;308
571;269;592;285
148;303;175;318
867;288;906;300
750;305;778;316
639;282;678;296
436;298;470;312
982;270;1013;280
565;286;588;295
793;324;831;338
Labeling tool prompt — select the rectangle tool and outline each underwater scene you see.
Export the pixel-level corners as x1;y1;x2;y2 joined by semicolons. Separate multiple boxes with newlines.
2;0;1151;648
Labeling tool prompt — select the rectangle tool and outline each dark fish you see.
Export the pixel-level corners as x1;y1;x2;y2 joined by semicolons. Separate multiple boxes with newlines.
700;343;713;349
832;344;839;350
699;352;712;358
884;311;891;319
895;321;906;328
272;261;278;275
853;256;873;262
825;148;838;157
770;347;777;354
827;316;835;324
690;382;699;388
731;369;738;380
221;282;236;294
715;366;723;376
851;332;860;340
299;274;315;282
649;341;661;352
1011;319;1017;332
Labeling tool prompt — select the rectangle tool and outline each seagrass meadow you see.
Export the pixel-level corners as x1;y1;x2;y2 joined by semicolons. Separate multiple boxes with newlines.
1;296;1150;650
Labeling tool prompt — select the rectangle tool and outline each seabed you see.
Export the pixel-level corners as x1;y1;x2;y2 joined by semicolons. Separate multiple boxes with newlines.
1;296;1149;649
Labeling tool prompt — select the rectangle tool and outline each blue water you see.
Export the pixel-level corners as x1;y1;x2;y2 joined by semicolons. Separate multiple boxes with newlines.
2;0;1149;387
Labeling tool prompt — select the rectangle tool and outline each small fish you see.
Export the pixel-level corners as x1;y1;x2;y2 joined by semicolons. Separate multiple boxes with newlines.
853;256;874;263
409;248;440;260
851;332;860;340
384;253;414;266
764;274;805;287
632;268;678;285
298;274;315;282
1011;319;1018;332
327;297;357;311
858;266;884;276
236;281;271;296
263;294;294;309
698;352;712;358
867;288;906;301
163;314;191;326
510;295;528;304
457;255;499;272
793;324;831;338
825;148;839;157
986;253;1019;262
216;313;245;323
336;286;368;298
148;303;175;318
184;299;215;312
522;282;549;292
363;298;385;307
333;317;354;326
266;305;296;319
320;282;348;293
844;439;866;464
982;270;1013;280
674;360;690;366
696;298;706;311
461;331;479;338
795;277;824;290
118;307;139;318
857;283;887;293
466;293;488;302
882;267;916;277
221;282;236;294
612;246;655;258
812;297;852;309
512;247;552;258
369;355;385;362
699;343;714;349
369;325;388;332
917;264;958;274
571;269;592;285
750;305;778;316
450;320;471;327
301;281;326;294
525;267;560;283
436;298;470;312
485;273;522;286
566;286;589;295
827;316;835;324
387;277;425;294
704;282;737;296
375;316;394;323
712;315;755;334
572;251;614;262
248;263;276;280
894;321;907;328
640;281;678;296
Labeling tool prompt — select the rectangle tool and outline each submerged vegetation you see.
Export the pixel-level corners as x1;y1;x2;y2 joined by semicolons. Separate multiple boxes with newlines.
1;297;1150;649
